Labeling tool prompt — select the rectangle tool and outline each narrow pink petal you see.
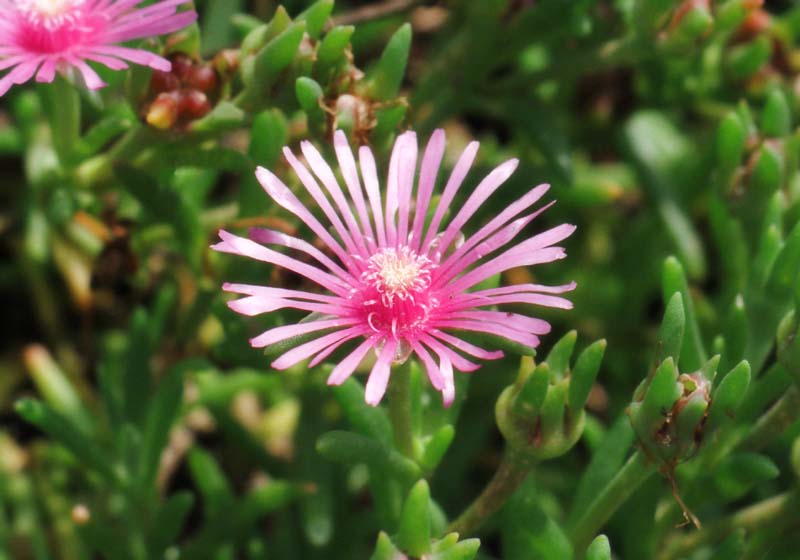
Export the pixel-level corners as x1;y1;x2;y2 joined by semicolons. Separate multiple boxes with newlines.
282;148;364;261
226;295;343;317
444;311;551;336
441;356;455;407
301;140;369;256
334;130;376;251
69;57;106;90
87;46;171;72
421;141;479;254
433;211;540;287
251;318;360;348
35;58;57;83
396;131;418;246
222;282;345;304
254;167;357;270
444;291;574;311
410;129;445;252
420;334;480;373
359;145;387;247
446;245;569;293
430;319;541;348
473;281;577;296
409;339;444;391
0;58;41;96
383;134;405;247
309;332;366;367
212;230;350;296
327;338;375;385
430;329;504;360
436;185;552;280
271;327;363;370
365;339;398;406
248;227;356;283
435;158;518;258
82;53;129;70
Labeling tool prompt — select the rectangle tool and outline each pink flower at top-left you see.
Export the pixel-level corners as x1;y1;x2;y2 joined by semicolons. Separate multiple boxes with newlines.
0;0;197;95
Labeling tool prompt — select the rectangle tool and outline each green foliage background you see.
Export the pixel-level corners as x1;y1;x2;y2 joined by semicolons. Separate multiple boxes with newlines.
1;0;800;558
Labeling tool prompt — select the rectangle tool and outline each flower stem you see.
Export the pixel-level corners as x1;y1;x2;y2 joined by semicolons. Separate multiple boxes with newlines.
447;449;535;536
658;489;800;560
388;360;415;459
567;450;656;553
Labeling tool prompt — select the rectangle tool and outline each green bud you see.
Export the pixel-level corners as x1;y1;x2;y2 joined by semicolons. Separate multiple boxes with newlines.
396;480;431;557
762;89;792;137
671;5;713;43
716;1;750;31
726;36;772;80
296;76;327;134
514;362;550;416
366;23;412;101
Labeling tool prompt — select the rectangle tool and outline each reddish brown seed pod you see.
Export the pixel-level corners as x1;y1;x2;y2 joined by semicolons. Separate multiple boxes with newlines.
170;53;193;81
179;89;211;119
150;70;180;93
185;65;218;92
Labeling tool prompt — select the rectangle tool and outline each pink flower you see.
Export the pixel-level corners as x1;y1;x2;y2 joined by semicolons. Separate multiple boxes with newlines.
0;0;197;95
214;130;575;407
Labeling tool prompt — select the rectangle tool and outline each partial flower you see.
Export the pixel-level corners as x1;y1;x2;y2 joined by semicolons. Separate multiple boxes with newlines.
0;0;197;95
214;130;575;407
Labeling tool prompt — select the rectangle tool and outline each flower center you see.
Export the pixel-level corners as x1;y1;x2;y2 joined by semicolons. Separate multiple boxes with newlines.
358;246;437;338
17;0;85;31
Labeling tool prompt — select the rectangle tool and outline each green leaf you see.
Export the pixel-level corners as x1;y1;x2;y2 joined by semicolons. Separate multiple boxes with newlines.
708;530;745;560
240;20;307;104
568;340;606;412
658;292;685;362
396;480;431;557
546;330;577;378
147;492;195;556
586;535;611;560
15;399;115;482
331;378;393;446
714;453;780;500
727;36;772;80
540;380;568;441
767;222;800;299
316;430;420;481
124;307;152;426
637;358;681;435
762;88;792;137
716;111;747;173
189;101;246;133
317;25;354;80
662;256;706;370
366;23;412;101
371;532;402;560
515;363;550;416
296;0;334;39
237;480;298;524
419;424;455;474
722;295;748;372
707;360;750;429
430;539;480;560
240;109;288;216
188;448;234;520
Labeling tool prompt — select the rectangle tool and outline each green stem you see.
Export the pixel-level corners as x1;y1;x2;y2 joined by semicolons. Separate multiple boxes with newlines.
567;450;656;553
447;449;535;536
388;360;415;459
658;489;800;560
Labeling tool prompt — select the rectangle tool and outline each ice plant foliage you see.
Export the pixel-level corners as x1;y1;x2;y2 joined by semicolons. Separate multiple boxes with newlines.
214;130;576;406
0;0;197;95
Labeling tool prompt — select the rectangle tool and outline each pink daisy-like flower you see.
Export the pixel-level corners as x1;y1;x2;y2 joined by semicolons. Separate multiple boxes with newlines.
0;0;197;95
214;130;576;407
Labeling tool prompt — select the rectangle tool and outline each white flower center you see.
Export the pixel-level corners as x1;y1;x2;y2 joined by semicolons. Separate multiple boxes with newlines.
363;246;433;305
16;0;84;28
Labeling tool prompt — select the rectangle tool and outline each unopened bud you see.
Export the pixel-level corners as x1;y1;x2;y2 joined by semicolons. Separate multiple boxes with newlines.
179;89;211;119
